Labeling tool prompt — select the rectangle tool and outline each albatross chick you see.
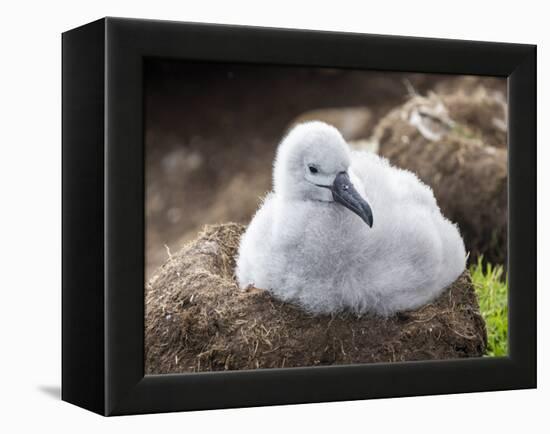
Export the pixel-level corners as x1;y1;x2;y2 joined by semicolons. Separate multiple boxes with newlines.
236;122;466;316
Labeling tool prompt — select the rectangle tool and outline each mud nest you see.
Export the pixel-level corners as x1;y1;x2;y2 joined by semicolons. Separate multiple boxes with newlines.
372;88;507;265
145;223;487;374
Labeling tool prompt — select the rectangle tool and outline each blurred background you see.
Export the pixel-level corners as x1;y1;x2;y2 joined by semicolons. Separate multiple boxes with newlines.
145;61;508;355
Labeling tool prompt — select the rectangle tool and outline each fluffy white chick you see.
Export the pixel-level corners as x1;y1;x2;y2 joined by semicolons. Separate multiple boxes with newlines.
236;121;466;316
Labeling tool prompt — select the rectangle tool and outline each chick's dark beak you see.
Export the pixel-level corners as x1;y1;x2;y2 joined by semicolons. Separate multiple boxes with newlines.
331;172;374;227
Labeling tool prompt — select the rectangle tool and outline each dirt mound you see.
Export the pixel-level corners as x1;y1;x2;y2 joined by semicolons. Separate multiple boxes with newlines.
372;91;507;265
145;224;487;374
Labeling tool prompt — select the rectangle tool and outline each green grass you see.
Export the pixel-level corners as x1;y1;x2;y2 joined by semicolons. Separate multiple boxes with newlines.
469;256;508;357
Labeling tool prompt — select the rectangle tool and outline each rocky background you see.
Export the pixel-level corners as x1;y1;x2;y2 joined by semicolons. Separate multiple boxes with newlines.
145;60;507;280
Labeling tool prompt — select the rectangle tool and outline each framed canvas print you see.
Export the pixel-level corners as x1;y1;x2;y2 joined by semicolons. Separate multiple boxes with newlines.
62;17;536;416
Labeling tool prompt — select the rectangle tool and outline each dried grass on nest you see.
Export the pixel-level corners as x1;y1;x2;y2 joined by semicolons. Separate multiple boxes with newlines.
145;223;487;375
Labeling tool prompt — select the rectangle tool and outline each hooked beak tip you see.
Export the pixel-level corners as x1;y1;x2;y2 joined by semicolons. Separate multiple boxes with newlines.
366;214;374;228
359;204;374;228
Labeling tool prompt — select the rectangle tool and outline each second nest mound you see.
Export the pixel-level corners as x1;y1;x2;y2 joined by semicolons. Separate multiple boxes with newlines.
146;223;487;375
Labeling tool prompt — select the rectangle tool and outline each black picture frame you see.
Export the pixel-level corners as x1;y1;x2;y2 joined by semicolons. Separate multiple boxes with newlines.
62;17;536;416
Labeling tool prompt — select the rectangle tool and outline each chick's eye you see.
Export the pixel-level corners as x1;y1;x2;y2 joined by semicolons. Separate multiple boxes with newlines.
308;165;318;174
